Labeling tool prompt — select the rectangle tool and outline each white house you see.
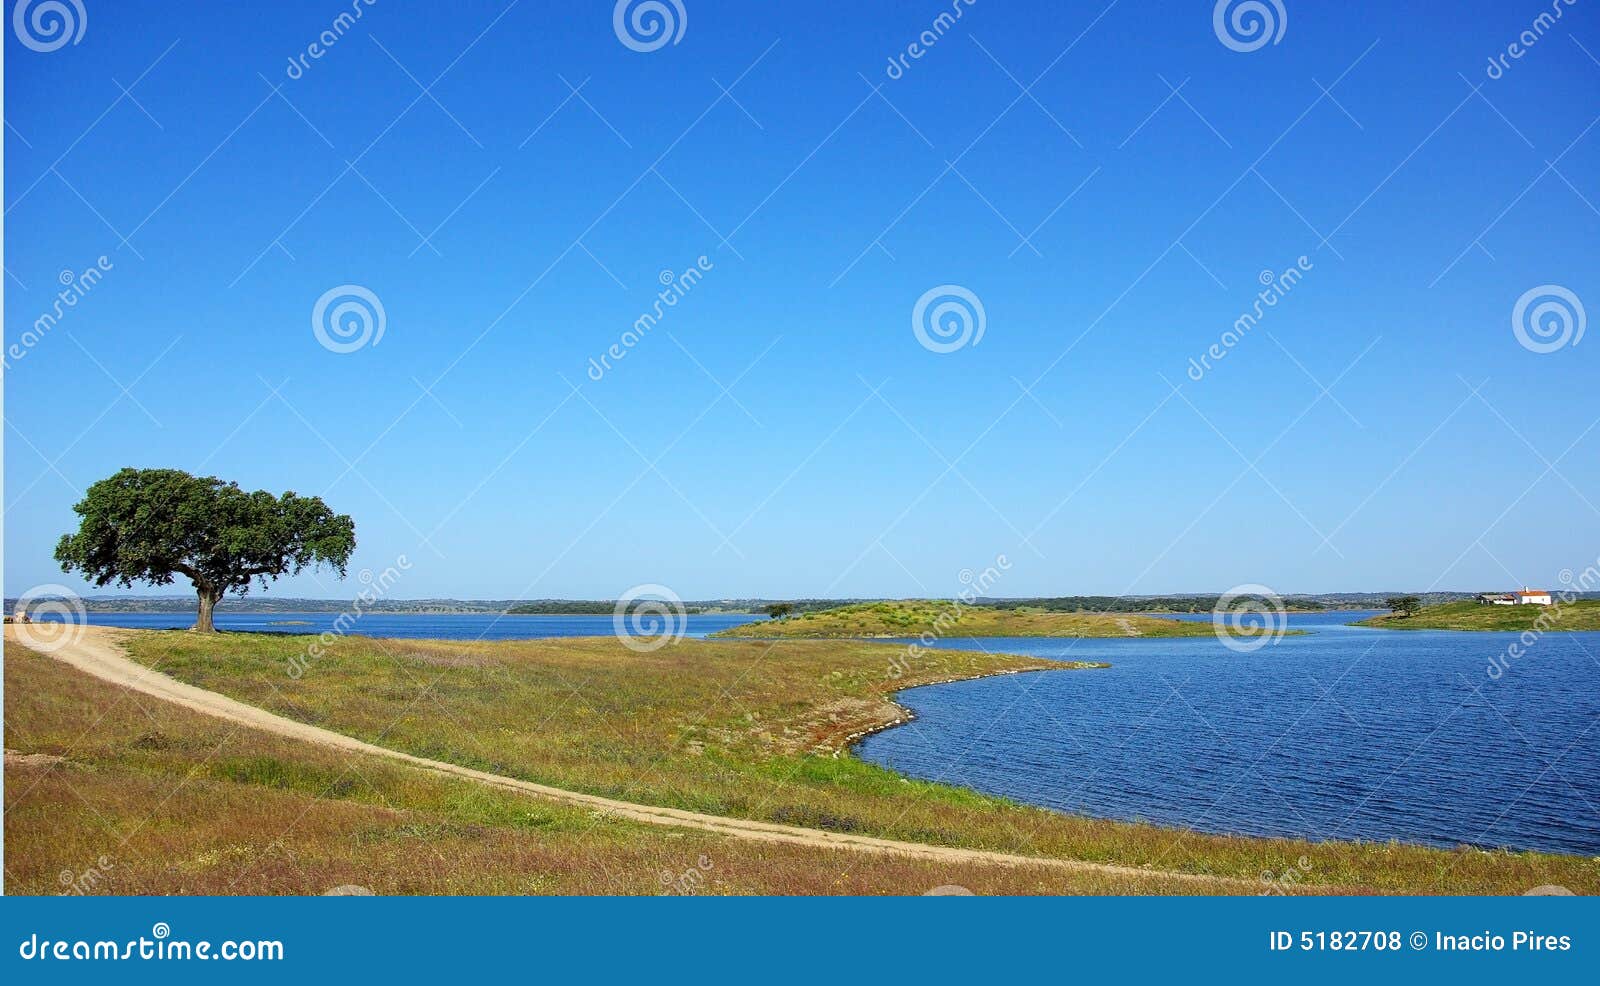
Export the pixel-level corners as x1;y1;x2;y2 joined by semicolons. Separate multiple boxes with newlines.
1478;588;1552;606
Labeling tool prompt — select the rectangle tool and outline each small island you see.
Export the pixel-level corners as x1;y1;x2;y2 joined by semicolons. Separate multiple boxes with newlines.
713;600;1230;639
1357;598;1600;631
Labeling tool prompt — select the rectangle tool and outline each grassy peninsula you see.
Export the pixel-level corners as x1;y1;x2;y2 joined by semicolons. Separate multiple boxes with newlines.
1357;599;1600;631
9;643;1183;895
714;600;1230;639
8;628;1591;895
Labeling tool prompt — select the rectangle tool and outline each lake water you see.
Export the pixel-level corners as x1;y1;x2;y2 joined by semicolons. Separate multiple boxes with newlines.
857;612;1600;856
77;608;1600;855
81;611;757;640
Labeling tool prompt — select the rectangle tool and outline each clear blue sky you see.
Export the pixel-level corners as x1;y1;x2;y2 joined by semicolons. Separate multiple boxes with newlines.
5;0;1597;601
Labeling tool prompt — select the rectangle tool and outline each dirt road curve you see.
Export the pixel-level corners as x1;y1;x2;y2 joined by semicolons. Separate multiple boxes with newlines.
8;624;1254;887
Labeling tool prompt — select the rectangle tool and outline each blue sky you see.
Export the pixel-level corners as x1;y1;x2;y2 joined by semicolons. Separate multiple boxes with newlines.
5;0;1598;601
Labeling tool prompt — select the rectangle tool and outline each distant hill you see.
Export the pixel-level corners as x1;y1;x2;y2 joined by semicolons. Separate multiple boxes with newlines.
713;601;1232;639
1358;599;1600;631
504;600;758;615
974;595;1324;613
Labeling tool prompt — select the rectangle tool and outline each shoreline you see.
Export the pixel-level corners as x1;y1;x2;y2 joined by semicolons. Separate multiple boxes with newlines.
844;641;1596;861
836;663;1109;757
1353;599;1600;632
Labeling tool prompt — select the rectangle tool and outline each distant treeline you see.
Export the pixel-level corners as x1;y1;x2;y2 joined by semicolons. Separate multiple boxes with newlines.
506;600;718;615
975;591;1600;611
975;596;1329;613
505;599;843;615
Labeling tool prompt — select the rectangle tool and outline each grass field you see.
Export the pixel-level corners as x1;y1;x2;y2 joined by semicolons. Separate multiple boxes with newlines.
28;627;1588;895
715;600;1232;638
1357;599;1600;631
8;644;1238;895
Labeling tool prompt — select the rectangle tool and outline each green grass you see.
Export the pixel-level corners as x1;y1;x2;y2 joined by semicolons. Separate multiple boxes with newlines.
86;628;1600;895
1357;599;1600;631
10;644;1238;895
714;600;1236;638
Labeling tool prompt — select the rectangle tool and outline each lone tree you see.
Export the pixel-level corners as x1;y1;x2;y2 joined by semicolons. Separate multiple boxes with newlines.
56;468;355;633
1385;595;1422;618
765;602;795;620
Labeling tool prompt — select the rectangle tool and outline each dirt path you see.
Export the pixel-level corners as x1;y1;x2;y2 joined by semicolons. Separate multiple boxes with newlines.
10;624;1258;888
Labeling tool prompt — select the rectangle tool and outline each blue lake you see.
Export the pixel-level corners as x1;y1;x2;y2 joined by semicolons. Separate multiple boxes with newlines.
81;611;757;640
857;612;1600;856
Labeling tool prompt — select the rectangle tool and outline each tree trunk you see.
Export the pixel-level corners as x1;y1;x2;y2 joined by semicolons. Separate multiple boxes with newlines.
196;586;221;633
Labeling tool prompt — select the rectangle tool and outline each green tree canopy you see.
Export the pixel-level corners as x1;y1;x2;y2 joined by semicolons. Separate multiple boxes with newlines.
55;468;355;632
1385;595;1422;618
